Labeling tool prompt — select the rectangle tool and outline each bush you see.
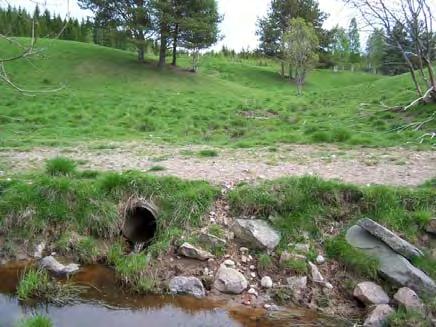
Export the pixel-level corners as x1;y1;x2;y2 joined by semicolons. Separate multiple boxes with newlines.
197;149;218;157
45;157;76;176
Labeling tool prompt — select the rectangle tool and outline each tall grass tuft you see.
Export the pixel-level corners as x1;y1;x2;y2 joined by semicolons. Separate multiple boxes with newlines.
45;157;76;176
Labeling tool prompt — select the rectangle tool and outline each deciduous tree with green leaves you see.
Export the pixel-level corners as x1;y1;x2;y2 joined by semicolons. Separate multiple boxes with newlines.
366;28;385;74
283;17;319;94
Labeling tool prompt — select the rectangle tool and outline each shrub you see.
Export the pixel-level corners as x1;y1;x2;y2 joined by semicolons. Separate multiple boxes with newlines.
197;149;218;157
17;315;53;327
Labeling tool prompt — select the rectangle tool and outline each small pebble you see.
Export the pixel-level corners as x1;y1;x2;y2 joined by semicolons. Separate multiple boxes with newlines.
249;265;256;270
239;247;249;254
223;259;235;268
316;255;325;265
261;276;273;288
250;272;257;278
248;288;258;297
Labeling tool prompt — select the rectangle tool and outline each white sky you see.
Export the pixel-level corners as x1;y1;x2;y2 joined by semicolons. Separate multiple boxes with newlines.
6;0;359;51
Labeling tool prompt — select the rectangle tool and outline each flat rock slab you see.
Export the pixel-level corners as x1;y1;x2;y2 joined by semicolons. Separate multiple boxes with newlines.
358;218;423;259
232;219;280;251
169;276;205;298
346;225;436;296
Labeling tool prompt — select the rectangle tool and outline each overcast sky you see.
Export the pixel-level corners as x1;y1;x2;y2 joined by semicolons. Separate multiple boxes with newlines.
7;0;359;50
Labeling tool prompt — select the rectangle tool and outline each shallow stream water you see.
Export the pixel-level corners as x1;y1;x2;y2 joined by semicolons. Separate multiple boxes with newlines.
0;262;348;327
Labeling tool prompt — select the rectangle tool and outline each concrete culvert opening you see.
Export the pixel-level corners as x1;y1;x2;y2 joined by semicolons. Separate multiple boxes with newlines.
122;200;158;247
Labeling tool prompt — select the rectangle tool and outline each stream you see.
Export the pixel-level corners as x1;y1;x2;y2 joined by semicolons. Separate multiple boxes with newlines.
0;262;348;327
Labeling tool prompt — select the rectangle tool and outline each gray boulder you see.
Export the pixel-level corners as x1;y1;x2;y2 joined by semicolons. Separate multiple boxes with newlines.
232;219;280;251
363;304;394;327
214;265;248;294
199;233;227;247
40;256;79;275
346;225;436;296
178;242;214;261
169;276;205;298
393;287;424;313
353;282;390;305
358;218;423;259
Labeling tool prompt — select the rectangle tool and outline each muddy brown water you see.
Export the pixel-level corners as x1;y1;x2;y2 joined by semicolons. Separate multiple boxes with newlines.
0;262;349;327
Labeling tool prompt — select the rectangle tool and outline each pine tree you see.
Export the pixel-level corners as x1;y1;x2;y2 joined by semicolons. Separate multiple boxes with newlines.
348;18;361;70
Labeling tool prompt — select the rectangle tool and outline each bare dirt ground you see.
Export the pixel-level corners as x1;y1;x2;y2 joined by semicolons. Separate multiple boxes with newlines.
1;142;435;186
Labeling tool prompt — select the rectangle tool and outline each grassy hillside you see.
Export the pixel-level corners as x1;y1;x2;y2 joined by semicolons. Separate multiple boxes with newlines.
1;38;435;149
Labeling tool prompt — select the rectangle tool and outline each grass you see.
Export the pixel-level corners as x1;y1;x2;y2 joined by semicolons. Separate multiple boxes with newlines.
388;309;430;327
45;157;77;176
148;165;166;172
280;257;308;274
258;253;273;270
17;269;81;304
107;242;157;293
197;150;219;158
1;38;435;149
16;315;53;327
412;254;436;280
325;236;379;279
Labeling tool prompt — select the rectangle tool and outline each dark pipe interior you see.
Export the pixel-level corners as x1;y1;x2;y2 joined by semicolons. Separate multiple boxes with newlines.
123;205;157;245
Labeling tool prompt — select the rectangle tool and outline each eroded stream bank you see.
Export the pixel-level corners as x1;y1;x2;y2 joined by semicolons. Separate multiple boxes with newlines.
0;262;347;327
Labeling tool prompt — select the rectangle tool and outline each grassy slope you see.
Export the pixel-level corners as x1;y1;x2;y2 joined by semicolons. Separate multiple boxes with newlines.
0;38;435;149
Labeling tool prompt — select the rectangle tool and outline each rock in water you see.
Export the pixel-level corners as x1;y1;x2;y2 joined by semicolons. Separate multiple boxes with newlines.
169;276;205;298
363;304;394;327
232;219;280;251
393;287;424;313
346;225;436;296
358;218;423;259
214;265;248;294
178;242;214;261
353;282;390;305
40;256;79;275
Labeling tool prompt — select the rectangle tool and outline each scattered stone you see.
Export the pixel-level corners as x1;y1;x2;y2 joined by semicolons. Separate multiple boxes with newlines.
264;304;279;311
248;255;253;261
353;282;390;305
223;259;236;268
242;294;252;306
287;276;307;293
261;276;273;288
289;243;310;254
239;247;249;254
247;288;258;297
279;251;306;265
241;255;248;264
308;261;324;283
232;219;280;251
203;267;210;275
393;287;424;313
169;276;206;298
324;282;333;290
249;265;256;270
426;218;436;235
346;225;436;295
363;304;394;327
214;265;248;294
250;272;257;278
40;256;79;275
224;254;231;259
199;233;227;247
315;255;325;265
358;218;423;259
178;243;214;261
33;242;46;259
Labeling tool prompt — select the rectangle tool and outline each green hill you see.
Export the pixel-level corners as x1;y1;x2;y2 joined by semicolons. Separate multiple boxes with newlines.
1;38;434;148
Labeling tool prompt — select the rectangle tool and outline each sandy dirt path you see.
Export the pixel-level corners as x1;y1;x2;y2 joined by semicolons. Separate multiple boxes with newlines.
1;142;435;186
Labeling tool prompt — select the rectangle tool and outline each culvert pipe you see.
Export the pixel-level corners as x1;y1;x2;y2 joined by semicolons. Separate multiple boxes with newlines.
122;200;158;245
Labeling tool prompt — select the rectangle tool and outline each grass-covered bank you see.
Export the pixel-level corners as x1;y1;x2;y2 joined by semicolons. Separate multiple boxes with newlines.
1;38;435;149
228;176;436;279
1;159;435;295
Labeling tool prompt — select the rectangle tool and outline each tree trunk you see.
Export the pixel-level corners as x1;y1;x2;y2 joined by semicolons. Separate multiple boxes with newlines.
158;29;168;70
137;45;145;63
172;23;179;66
281;62;285;78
